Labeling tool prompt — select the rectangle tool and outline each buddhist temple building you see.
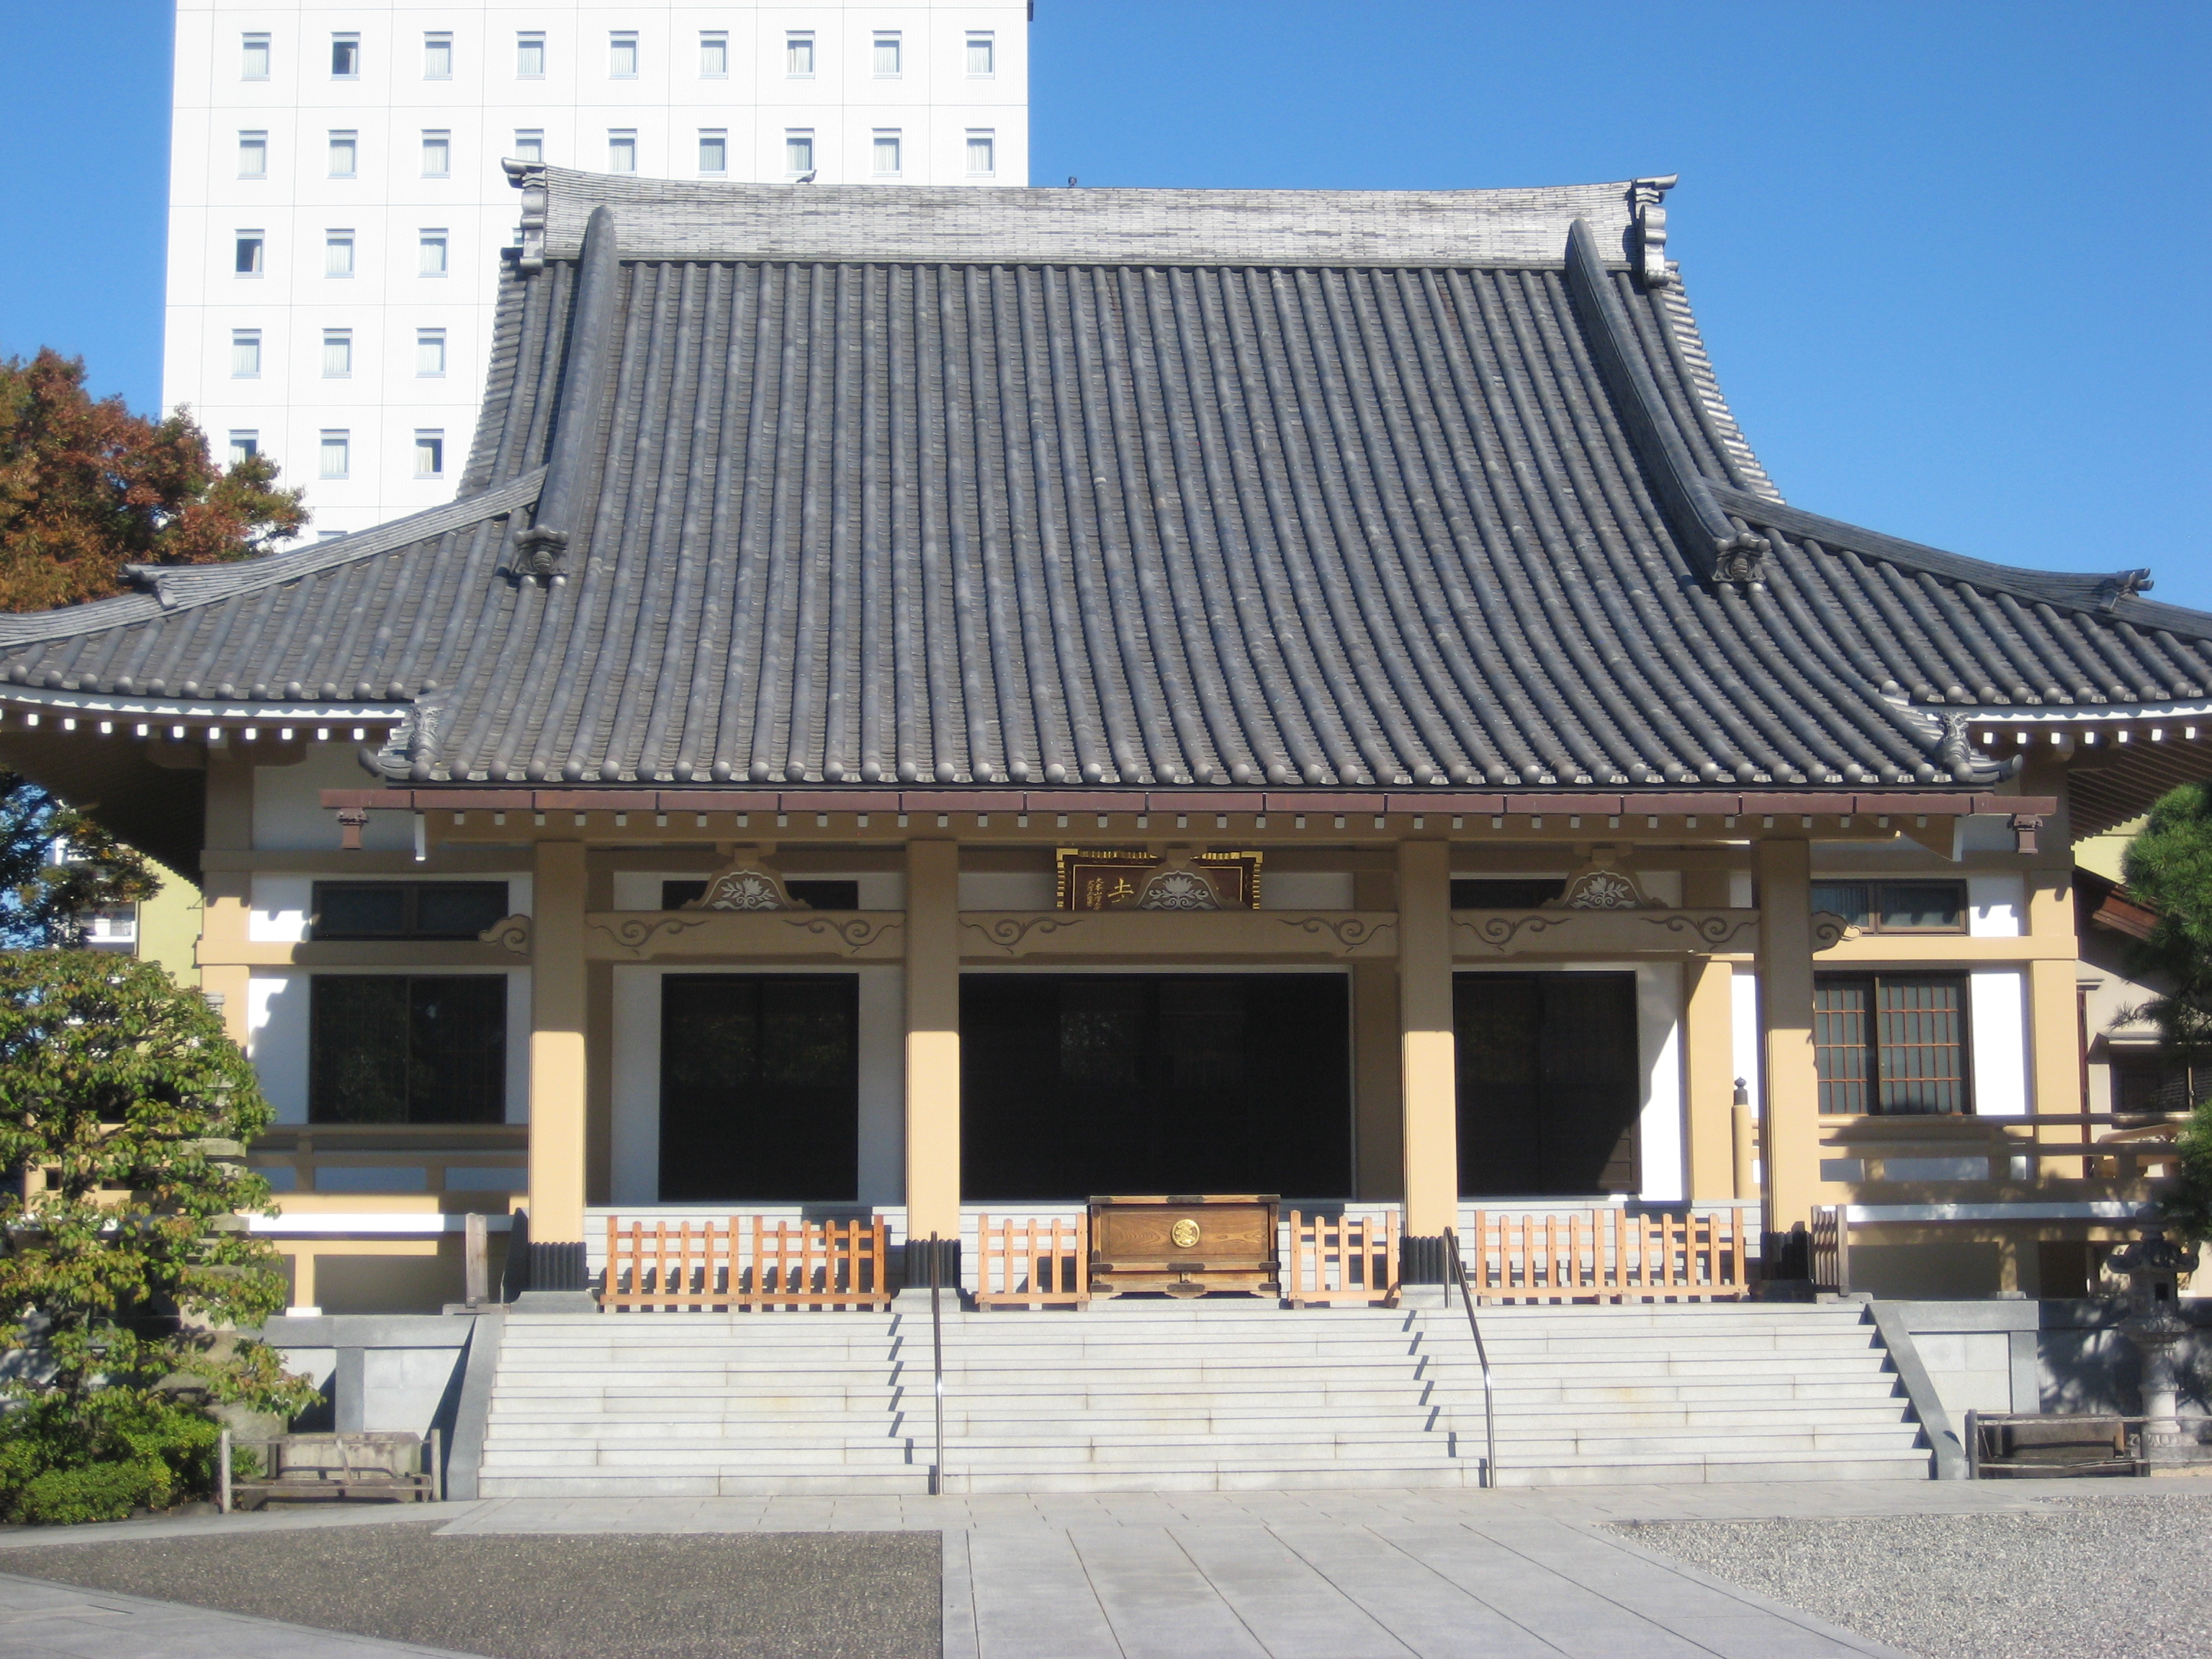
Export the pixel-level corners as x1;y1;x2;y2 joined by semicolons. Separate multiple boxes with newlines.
4;166;2206;1318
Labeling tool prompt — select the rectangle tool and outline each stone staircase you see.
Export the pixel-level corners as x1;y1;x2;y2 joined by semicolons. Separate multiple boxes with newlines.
475;1300;1935;1497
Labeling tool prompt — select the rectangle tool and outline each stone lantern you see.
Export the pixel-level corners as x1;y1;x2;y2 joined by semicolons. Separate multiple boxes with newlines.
2106;1227;2200;1465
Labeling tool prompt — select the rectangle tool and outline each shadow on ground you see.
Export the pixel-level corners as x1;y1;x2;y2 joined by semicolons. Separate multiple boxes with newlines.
0;1519;938;1659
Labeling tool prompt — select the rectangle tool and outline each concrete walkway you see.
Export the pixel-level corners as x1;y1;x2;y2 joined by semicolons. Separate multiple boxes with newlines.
0;1481;2180;1659
0;1569;478;1658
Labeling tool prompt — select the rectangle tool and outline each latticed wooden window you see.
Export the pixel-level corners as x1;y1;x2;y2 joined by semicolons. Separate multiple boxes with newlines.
1815;973;1969;1115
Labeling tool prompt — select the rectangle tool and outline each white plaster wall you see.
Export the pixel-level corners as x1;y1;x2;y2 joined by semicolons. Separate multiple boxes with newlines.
254;745;410;850
608;964;899;1205
1954;815;2019;858
1634;963;1685;1202
247;965;531;1124
251;869;529;940
1967;874;2025;938
1728;869;1754;909
1638;870;1681;908
959;871;1053;910
1259;871;1354;909
1969;968;2030;1117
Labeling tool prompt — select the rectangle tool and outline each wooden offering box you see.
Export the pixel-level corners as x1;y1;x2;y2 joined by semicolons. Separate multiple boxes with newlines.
1088;1195;1281;1298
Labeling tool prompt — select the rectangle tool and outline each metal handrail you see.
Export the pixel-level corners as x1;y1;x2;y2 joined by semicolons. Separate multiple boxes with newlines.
928;1231;947;1496
1442;1232;1500;1488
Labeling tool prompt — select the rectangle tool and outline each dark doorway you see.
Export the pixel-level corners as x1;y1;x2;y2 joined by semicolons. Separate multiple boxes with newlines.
660;975;858;1201
1455;972;1641;1195
961;974;1350;1200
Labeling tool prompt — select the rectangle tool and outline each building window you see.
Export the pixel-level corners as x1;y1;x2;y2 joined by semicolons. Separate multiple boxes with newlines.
607;130;637;173
1814;973;1970;1115
873;32;901;76
237;131;267;178
319;431;350;478
310;974;506;1125
235;231;264;275
415;431;445;477
423;32;452;78
416;328;446;377
321;329;351;377
241;32;270;80
331;32;359;78
966;130;995;176
2113;1058;2212;1115
421;130;450;177
228;431;259;466
699;31;727;76
325;231;354;276
608;31;638;78
419;230;448;275
872;130;901;176
698;130;727;175
786;32;814;76
967;32;995;76
327;130;356;178
1809;881;1967;934
513;129;544;164
313;881;510;940
516;32;545;78
1451;878;1568;909
230;330;261;377
784;130;814;176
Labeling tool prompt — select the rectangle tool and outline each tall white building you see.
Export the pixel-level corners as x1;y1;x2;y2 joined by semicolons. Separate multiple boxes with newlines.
165;3;1030;540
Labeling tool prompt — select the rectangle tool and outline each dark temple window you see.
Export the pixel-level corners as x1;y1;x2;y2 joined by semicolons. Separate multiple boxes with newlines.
1451;878;1567;909
310;975;505;1123
1815;972;1970;1115
1809;881;1966;934
312;881;508;940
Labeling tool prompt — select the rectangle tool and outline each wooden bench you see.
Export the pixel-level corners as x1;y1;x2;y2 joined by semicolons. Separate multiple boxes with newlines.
223;1430;441;1509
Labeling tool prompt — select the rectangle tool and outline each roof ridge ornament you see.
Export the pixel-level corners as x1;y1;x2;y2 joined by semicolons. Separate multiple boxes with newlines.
1629;175;1678;287
504;158;549;274
508;204;620;585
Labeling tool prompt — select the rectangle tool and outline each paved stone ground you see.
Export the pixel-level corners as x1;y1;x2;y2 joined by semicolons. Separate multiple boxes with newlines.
0;1519;936;1659
1617;1491;2212;1659
0;1482;2198;1659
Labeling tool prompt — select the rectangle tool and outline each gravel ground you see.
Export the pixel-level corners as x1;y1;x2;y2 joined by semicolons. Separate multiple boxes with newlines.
1614;1492;2212;1659
0;1518;938;1659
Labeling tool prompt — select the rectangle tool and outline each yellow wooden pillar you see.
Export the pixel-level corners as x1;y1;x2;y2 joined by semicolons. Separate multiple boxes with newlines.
197;748;256;1046
1683;957;1738;1201
1397;840;1458;1237
904;840;962;1241
527;839;588;1242
2026;866;2083;1118
1755;837;1821;1239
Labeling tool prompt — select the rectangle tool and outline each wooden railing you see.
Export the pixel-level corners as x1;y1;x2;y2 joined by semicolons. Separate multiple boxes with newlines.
1461;1205;1758;1303
974;1214;1089;1308
1282;1210;1401;1307
602;1215;891;1311
246;1124;528;1197
1820;1113;2188;1192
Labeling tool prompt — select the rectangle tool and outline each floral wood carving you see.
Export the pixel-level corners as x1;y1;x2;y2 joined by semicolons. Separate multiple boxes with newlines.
961;915;1083;956
1277;915;1395;956
685;866;800;911
477;914;532;956
785;915;904;955
1136;866;1223;911
1551;867;1653;910
590;914;708;958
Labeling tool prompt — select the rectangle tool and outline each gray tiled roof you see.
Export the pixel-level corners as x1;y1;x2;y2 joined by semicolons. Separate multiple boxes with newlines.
4;172;2206;793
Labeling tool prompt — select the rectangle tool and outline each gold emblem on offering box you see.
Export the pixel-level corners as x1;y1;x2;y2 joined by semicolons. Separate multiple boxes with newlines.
1169;1218;1202;1249
1055;848;1263;912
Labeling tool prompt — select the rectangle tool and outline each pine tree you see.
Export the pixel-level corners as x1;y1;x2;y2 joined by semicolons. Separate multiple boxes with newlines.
2121;782;2212;1238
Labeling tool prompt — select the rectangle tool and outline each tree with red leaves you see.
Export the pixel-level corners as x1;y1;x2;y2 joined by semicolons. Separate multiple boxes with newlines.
0;349;305;614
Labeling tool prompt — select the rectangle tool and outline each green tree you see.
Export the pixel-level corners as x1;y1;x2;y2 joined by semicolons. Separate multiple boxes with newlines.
0;349;305;613
0;773;161;948
0;953;315;1520
2120;781;2212;1241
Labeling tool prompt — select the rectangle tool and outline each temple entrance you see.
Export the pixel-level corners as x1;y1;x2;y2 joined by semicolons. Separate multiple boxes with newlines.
961;974;1351;1200
659;974;858;1201
1455;972;1641;1196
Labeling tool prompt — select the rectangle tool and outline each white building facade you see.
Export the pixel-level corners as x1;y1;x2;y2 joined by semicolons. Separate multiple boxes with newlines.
164;1;1030;540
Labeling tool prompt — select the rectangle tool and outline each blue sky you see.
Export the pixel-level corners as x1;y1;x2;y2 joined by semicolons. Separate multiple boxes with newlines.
4;2;2206;606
